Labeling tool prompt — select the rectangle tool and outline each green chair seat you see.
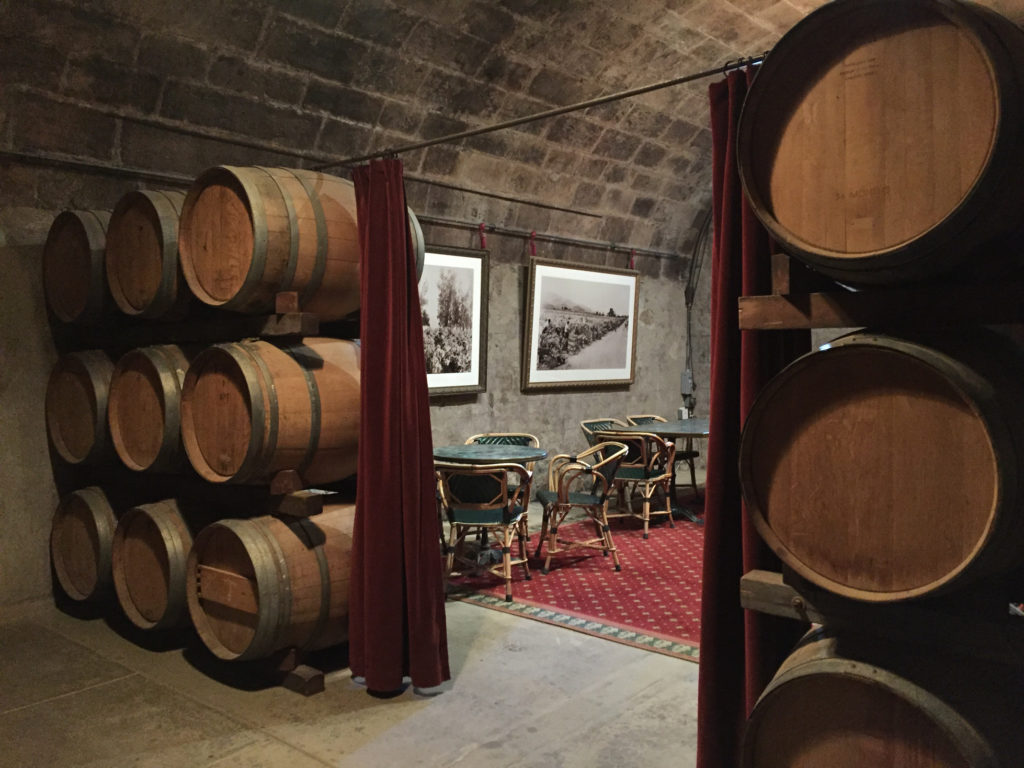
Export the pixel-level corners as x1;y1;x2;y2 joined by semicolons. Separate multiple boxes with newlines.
449;504;527;526
615;466;661;481
537;489;602;507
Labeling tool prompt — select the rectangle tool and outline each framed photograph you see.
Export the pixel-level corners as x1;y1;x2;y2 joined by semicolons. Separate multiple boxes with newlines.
419;245;488;395
522;258;639;391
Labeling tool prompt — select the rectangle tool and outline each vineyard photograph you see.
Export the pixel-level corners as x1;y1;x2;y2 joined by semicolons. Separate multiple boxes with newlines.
419;248;488;395
523;259;638;391
536;275;633;371
537;311;628;370
421;264;474;374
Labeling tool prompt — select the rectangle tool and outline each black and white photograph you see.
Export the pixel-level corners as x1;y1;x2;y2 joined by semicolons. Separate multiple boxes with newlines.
522;258;639;391
419;246;488;395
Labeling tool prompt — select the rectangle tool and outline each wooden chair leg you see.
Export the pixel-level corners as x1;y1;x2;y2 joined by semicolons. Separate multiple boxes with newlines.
445;523;459;577
642;490;650;539
663;480;675;528
518;518;531;582
502;527;513;602
543;508;562;574
535;505;551;559
599;504;621;571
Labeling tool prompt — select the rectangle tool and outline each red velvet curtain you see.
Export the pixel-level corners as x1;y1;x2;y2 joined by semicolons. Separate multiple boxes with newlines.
696;68;808;767
349;158;450;693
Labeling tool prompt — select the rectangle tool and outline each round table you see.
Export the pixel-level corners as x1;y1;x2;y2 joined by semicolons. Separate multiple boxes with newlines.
432;443;548;465
603;418;710;440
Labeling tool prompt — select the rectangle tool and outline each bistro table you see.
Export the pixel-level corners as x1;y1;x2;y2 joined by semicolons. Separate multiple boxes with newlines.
432;443;548;465
596;418;710;524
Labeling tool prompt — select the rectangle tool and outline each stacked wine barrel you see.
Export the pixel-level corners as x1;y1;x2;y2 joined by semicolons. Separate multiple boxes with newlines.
735;1;1024;765
42;166;423;662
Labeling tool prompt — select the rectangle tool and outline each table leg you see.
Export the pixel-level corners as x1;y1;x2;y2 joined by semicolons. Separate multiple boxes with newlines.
669;461;703;525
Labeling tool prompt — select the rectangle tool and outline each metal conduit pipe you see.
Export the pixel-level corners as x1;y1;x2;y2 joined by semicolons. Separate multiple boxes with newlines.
417;213;681;261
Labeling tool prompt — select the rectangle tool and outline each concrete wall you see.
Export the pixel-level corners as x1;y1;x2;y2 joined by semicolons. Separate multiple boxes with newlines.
0;0;730;608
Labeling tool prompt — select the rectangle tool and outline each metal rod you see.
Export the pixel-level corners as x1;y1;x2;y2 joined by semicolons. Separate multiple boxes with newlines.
314;54;766;171
0;148;194;186
405;176;602;219
12;84;327;163
417;213;681;260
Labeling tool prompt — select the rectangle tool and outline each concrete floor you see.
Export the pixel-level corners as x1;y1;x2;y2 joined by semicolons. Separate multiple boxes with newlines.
0;596;699;768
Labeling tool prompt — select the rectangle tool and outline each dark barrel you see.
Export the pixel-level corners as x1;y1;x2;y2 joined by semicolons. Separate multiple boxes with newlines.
740;329;1024;602
737;0;1024;285
743;629;1024;767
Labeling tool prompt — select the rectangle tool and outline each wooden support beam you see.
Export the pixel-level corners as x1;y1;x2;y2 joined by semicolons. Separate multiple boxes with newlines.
741;569;1024;666
270;489;336;517
270;470;305;496
738;282;1024;330
282;664;326;696
51;311;320;350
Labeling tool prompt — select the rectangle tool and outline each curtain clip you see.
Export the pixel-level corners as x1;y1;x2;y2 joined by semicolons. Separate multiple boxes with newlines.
629;249;636;270
478;222;487;249
529;230;537;256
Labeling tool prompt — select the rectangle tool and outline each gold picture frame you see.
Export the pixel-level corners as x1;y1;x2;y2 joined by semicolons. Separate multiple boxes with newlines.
521;257;639;392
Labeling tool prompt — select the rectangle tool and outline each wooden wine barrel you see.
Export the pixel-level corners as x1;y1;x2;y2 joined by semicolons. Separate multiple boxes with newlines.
740;330;1024;602
186;502;355;660
42;209;111;323
177;165;425;319
180;337;359;484
112;499;192;630
108;344;192;472
737;0;1024;285
50;487;117;601
742;630;1024;767
45;350;115;465
105;189;188;318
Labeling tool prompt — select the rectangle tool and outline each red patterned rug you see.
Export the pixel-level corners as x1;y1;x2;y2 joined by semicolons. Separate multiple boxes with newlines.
448;512;703;663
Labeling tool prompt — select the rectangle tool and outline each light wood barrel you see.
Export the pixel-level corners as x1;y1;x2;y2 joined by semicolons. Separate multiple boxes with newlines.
112;499;192;630
108;344;192;472
105;189;188;318
180;337;360;484
737;0;1024;285
42;209;111;323
50;487;117;602
45;350;115;465
740;330;1024;602
743;630;1024;767
177;165;424;319
186;502;355;660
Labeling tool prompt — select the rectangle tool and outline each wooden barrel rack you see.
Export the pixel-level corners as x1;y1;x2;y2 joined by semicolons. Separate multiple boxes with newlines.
42;174;365;697
738;254;1024;766
37;161;432;691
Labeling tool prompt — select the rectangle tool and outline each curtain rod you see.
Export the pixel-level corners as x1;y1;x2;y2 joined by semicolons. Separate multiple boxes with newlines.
405;176;601;218
314;53;766;171
417;213;680;260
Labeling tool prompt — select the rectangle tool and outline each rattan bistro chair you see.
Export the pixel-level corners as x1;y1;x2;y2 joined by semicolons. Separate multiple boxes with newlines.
435;461;532;602
599;431;676;539
580;418;628;447
535;442;628;574
627;414;701;500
